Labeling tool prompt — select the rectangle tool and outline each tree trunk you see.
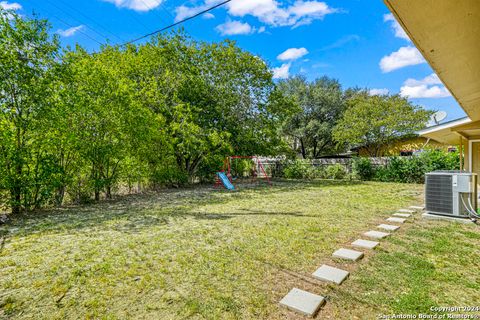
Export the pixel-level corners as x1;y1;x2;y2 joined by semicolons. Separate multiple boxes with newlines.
55;186;65;207
188;156;203;183
11;187;21;215
300;139;307;159
11;125;23;214
11;157;23;214
106;186;112;199
94;190;100;201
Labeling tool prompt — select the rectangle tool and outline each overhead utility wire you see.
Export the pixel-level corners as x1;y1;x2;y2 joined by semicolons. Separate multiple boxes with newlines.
120;0;232;46
130;13;152;32
138;0;166;21
158;2;175;20
40;0;110;43
55;0;125;43
52;16;103;45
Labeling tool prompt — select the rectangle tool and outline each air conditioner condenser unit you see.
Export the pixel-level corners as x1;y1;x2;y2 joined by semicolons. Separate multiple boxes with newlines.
425;171;477;218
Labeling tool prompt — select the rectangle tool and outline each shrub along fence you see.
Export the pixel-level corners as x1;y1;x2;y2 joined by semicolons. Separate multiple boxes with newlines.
273;150;460;183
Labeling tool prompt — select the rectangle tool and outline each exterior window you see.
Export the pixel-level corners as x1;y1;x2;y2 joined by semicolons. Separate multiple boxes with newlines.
400;150;414;156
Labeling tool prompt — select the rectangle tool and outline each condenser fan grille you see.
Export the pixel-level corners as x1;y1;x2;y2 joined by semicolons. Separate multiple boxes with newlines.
425;174;453;214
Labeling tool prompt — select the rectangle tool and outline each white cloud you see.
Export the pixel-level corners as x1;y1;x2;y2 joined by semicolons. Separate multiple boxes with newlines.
379;46;425;73
369;88;389;96
400;73;451;98
176;0;337;28
203;12;215;19
400;85;451;99
272;63;290;79
404;73;442;87
216;20;254;35
175;0;223;22
57;25;84;37
287;1;335;27
226;0;278;17
0;1;21;10
0;0;21;19
277;47;308;61
383;13;409;41
320;34;360;51
103;0;164;12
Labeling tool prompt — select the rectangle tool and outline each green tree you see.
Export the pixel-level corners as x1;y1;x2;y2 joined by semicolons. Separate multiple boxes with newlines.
61;46;158;201
127;33;285;181
277;76;347;159
0;10;59;213
333;93;432;157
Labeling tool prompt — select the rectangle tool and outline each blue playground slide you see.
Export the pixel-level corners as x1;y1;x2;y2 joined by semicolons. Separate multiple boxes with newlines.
217;172;235;190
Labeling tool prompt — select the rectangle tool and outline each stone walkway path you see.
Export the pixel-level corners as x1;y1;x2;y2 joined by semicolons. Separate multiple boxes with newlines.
279;205;424;317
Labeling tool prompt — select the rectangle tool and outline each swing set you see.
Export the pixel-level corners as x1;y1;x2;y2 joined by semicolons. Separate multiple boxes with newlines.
214;156;272;190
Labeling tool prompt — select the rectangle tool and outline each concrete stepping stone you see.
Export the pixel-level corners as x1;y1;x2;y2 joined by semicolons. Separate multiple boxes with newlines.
398;209;415;213
378;224;400;231
352;239;379;249
332;248;364;261
386;217;406;224
393;213;411;218
312;264;349;284
409;205;424;210
364;230;390;239
279;288;325;317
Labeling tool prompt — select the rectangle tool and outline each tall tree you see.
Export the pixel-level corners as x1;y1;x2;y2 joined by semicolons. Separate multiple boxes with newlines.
0;10;59;213
277;76;347;159
128;33;285;181
333;92;432;157
61;46;159;200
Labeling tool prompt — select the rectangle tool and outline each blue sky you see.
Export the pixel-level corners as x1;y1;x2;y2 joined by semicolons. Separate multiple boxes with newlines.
3;0;465;121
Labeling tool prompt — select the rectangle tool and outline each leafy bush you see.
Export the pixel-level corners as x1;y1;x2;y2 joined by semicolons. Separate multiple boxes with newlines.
150;165;189;187
313;166;327;179
231;159;255;178
380;156;426;183
370;150;460;184
373;166;389;182
67;175;95;204
420;150;459;171
325;163;347;180
352;157;375;181
283;160;314;179
196;155;227;183
283;161;348;180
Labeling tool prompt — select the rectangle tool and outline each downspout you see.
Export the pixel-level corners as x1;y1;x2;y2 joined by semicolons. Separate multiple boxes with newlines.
454;132;468;172
459;137;463;171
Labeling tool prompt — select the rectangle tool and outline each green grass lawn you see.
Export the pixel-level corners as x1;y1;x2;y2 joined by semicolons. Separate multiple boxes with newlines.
1;180;479;319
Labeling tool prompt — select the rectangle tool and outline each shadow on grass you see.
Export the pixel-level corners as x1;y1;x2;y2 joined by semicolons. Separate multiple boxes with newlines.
184;208;310;220
0;179;365;237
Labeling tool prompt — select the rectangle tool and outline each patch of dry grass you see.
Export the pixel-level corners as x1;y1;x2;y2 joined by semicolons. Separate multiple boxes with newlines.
3;180;472;319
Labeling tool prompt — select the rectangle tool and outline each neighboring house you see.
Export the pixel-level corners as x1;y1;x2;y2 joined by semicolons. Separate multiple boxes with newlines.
419;117;475;171
385;1;480;175
351;134;452;157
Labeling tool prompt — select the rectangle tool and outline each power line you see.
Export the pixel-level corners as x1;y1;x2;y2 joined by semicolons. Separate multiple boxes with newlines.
120;0;232;46
54;0;125;43
126;10;152;33
28;0;103;45
40;0;110;43
52;16;103;45
158;2;175;20
138;0;165;21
